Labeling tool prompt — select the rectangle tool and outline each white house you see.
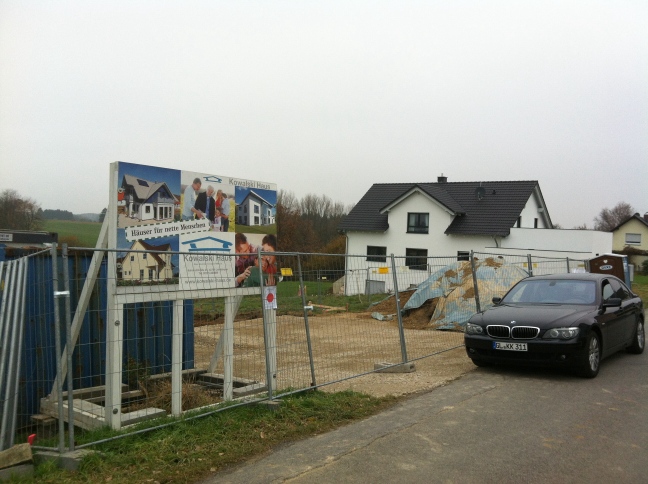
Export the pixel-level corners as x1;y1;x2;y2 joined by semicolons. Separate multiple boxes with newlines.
119;239;174;282
236;190;275;227
338;176;612;294
120;174;176;222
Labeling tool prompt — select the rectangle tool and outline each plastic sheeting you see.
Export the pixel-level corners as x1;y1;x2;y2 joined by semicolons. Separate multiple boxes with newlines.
402;257;529;330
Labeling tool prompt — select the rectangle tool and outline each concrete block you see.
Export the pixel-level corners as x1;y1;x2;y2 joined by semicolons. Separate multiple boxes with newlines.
34;449;97;472
0;443;32;469
374;362;417;373
0;464;34;480
256;400;282;412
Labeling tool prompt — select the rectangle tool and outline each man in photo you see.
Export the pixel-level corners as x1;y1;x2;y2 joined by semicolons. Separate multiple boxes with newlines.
194;185;216;222
182;178;202;220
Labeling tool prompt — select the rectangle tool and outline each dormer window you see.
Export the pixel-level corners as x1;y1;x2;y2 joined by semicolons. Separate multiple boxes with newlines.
407;213;429;234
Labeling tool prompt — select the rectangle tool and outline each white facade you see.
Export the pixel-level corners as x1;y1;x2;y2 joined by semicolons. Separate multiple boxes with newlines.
237;196;274;226
343;190;612;295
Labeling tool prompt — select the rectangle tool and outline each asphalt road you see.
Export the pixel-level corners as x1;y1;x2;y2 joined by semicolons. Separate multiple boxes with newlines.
209;347;648;484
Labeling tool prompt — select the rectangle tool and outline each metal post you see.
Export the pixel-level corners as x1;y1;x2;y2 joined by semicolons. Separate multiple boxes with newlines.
470;251;481;313
298;255;316;387
0;260;24;450
566;257;571;274
390;254;408;364
527;254;534;277
61;245;76;450
0;262;17;432
8;258;28;448
259;247;275;399
50;244;66;453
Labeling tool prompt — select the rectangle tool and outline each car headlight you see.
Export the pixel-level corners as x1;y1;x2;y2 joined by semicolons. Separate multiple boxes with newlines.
465;323;484;335
542;327;580;340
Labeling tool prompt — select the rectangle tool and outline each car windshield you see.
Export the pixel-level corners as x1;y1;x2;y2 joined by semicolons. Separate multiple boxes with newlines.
502;279;597;305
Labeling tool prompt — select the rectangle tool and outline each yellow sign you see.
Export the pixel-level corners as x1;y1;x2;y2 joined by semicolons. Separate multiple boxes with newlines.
280;268;294;277
378;267;389;274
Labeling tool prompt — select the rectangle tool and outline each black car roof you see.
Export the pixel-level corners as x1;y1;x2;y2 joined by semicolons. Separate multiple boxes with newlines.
526;273;617;282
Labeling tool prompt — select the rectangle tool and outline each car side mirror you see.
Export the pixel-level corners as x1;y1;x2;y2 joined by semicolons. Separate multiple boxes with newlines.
492;296;502;305
601;297;622;310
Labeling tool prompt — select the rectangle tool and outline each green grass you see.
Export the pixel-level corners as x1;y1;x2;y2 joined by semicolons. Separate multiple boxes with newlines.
632;274;648;302
29;390;396;484
43;220;102;248
193;279;388;322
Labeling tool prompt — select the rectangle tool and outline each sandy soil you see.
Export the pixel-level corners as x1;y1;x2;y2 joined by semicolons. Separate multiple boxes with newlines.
193;310;475;399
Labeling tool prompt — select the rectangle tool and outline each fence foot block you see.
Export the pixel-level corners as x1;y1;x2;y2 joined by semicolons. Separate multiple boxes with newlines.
33;449;97;472
374;362;416;373
256;400;282;412
0;464;33;481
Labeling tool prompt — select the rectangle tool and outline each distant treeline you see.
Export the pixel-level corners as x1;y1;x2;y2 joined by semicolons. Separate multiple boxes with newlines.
40;209;75;220
276;190;354;254
39;209;101;222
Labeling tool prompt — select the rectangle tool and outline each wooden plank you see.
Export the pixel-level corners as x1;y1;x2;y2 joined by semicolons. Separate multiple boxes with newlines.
39;399;105;431
50;219;109;399
233;383;267;397
198;373;258;387
59;384;128;401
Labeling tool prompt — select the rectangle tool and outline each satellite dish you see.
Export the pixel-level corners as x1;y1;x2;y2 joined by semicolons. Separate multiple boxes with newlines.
476;187;486;200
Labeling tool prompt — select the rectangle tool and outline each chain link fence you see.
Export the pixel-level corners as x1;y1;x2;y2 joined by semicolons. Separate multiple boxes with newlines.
0;246;586;453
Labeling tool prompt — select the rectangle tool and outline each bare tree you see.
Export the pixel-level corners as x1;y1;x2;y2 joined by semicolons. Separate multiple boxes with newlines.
0;189;43;230
593;202;635;232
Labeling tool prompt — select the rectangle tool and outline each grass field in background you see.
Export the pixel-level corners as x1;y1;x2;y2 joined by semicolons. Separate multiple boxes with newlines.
43;219;102;247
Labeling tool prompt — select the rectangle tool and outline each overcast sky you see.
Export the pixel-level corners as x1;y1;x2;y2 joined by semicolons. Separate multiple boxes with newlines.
1;0;646;229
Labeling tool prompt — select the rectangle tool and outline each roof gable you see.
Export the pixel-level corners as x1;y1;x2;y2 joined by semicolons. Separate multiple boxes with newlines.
122;174;174;203
339;180;548;236
611;213;648;233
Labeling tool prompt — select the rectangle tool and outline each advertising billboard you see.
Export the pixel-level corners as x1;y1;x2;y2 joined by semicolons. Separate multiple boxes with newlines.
112;161;277;290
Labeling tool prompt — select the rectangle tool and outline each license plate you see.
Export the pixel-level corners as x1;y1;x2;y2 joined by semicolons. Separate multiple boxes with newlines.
493;342;528;351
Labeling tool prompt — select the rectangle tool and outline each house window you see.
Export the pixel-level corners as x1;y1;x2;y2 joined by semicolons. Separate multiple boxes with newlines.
145;206;151;213
254;205;259;213
457;251;470;261
517;217;521;228
148;269;154;280
139;270;144;280
142;253;147;259
407;213;429;234
130;255;134;262
367;246;387;263
405;248;428;270
626;233;641;245
534;218;539;228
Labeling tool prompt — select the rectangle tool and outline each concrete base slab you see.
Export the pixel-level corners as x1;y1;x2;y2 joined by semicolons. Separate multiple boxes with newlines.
256;400;282;412
374;362;416;373
34;449;97;471
0;464;34;480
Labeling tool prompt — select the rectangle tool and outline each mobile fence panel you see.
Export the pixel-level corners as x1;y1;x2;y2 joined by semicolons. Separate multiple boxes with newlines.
9;246;586;453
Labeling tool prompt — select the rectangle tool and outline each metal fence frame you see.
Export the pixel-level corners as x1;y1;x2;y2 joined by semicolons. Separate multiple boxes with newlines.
0;245;585;453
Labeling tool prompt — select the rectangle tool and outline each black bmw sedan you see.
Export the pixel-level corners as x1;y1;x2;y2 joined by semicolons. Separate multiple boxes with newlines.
464;273;644;378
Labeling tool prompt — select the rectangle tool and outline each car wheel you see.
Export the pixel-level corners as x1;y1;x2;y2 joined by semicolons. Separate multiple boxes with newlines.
577;332;600;378
471;358;491;367
627;319;645;355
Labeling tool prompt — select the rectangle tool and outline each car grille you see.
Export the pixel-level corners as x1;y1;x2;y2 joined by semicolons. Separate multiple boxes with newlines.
486;325;540;339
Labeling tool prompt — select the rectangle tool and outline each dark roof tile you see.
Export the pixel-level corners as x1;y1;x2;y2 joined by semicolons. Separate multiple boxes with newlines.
339;180;545;236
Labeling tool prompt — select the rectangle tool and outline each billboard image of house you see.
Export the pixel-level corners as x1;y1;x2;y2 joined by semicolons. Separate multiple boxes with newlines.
120;174;177;223
118;239;175;282
235;187;276;229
